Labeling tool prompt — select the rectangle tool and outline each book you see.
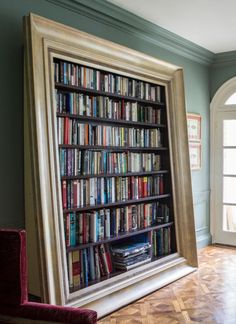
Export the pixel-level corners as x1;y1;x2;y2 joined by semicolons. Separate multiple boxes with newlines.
72;250;80;287
105;209;110;239
113;249;149;263
90;211;98;243
68;253;73;287
94;246;101;279
70;213;76;247
65;214;70;247
89;246;96;281
114;255;151;271
99;244;109;275
111;242;151;257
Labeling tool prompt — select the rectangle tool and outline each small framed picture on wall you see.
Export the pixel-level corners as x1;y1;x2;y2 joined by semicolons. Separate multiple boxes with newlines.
187;113;201;141
189;142;201;170
187;113;202;170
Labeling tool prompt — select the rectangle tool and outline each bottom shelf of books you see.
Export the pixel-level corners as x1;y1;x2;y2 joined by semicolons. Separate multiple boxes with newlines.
68;223;175;292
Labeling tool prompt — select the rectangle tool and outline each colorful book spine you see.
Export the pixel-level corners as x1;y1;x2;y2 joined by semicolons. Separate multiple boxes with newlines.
54;62;162;103
64;202;170;247
57;119;162;148
61;175;165;209
152;226;171;257
72;250;80;287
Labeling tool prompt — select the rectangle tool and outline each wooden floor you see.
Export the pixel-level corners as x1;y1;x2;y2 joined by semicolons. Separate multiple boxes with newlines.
99;245;236;323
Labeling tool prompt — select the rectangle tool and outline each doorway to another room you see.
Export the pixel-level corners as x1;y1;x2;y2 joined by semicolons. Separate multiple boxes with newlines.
211;77;236;245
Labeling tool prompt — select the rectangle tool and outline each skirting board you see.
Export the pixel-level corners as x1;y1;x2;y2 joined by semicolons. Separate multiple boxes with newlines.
82;257;196;318
197;233;212;249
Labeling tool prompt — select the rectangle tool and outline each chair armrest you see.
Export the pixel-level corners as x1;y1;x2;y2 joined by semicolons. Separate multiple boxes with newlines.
0;302;97;324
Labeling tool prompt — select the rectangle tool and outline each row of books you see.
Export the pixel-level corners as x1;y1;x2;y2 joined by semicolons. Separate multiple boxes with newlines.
68;243;112;288
57;118;162;148
62;175;164;209
111;242;151;271
54;61;162;102
152;227;171;257
56;91;162;124
67;232;172;287
64;202;170;247
59;149;161;176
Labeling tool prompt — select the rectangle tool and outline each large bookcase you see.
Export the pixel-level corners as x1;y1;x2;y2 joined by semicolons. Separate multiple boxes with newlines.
24;14;197;318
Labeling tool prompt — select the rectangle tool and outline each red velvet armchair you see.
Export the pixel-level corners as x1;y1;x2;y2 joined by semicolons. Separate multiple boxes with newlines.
0;229;97;323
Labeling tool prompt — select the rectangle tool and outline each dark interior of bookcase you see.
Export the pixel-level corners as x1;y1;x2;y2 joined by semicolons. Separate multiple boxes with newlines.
53;58;177;292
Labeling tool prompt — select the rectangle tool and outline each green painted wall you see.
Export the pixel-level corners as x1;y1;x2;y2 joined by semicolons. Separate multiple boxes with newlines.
0;0;211;247
211;63;236;99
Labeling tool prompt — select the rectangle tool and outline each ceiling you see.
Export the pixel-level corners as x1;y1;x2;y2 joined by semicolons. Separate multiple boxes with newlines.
107;0;236;53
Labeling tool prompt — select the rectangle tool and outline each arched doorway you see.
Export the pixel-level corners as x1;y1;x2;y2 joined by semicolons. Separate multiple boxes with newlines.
211;77;236;245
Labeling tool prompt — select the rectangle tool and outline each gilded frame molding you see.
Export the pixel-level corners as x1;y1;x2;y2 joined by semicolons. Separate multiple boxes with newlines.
24;13;197;316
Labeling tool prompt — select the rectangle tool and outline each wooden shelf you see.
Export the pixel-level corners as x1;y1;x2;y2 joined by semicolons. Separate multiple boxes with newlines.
67;222;173;252
55;82;165;107
61;170;168;180
57;113;165;129
63;194;170;213
59;144;168;152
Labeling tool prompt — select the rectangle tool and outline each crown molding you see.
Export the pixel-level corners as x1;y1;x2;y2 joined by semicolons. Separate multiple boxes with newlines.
213;51;236;66
45;0;214;65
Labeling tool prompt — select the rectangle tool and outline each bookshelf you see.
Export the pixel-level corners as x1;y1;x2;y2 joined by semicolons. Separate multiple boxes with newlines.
24;14;197;318
54;57;175;291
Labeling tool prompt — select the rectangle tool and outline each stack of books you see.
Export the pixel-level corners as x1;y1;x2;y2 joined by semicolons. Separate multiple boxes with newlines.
111;242;151;271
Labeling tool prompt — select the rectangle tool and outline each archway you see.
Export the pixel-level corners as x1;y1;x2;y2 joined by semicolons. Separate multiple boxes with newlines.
210;77;236;245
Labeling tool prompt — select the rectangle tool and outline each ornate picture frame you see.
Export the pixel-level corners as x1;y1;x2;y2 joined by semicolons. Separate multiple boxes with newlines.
24;13;198;316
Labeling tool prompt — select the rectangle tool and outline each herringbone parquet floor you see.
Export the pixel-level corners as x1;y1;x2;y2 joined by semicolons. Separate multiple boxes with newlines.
99;245;236;323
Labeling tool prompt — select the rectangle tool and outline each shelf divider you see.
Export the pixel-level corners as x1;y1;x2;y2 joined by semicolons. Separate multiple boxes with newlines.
55;82;166;107
63;194;171;213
